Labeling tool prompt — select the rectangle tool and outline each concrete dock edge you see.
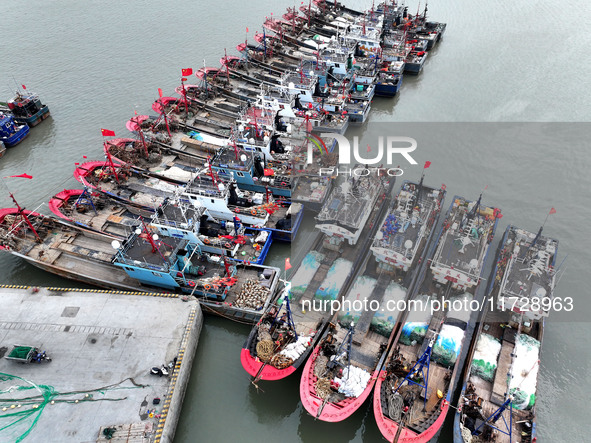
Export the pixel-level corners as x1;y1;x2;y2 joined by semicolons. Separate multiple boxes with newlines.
155;302;203;443
0;284;203;442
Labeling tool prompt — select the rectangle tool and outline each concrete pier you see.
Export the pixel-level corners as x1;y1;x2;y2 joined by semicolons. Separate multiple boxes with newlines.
0;286;202;443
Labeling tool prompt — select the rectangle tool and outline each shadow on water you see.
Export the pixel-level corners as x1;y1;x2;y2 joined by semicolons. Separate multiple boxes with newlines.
247;368;301;422
297;402;363;442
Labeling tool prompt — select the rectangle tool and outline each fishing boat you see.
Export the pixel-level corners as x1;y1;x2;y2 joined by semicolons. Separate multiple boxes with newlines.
345;71;374;124
0;113;29;147
0;203;280;323
5;90;50;127
374;68;403;97
405;51;428;74
299;179;446;422
454;225;557;443
48;188;274;265
241;165;392;382
210;146;292;198
182;174;302;242
315;168;384;246
374;60;405;97
374;194;503;442
72;156;301;242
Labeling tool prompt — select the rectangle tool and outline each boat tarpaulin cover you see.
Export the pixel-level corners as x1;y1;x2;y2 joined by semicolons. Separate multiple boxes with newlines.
291;251;324;299
432;324;465;367
338;275;377;327
470;333;502;383
314;258;353;301
371;282;406;337
399;321;428;346
509;334;540;410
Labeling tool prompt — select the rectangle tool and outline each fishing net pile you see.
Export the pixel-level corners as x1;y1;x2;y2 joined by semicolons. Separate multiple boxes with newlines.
386;383;421;422
0;372;142;442
0;373;55;442
255;340;275;363
470;333;502;383
315;378;333;400
509;334;540;410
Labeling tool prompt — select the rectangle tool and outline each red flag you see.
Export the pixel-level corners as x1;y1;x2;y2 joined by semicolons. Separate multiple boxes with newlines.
367;144;371;153
101;128;115;137
4;173;33;179
181;77;188;82
181;68;193;76
158;88;163;98
21;84;26;90
82;155;87;159
549;207;557;215
424;161;431;169
75;163;80;166
246;27;249;33
285;257;292;270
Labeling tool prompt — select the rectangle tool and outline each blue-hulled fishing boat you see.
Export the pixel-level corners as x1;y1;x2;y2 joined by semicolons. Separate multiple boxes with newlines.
0;113;29;147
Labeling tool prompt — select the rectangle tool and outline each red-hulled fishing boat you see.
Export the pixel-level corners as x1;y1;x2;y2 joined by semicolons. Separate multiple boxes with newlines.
373;194;502;442
299;178;446;422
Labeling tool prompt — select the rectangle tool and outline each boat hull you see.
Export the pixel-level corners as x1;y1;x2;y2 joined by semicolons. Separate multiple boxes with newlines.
373;369;451;442
4;249;269;324
2;124;29;147
300;345;378;422
346;103;371;124
14;106;51;127
375;79;403;97
269;203;304;242
240;348;298;380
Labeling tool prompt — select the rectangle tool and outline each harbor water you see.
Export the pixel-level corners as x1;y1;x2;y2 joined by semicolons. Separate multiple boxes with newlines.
1;0;589;442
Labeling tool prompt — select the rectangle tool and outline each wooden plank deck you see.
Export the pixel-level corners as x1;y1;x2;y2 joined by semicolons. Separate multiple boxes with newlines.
491;340;514;405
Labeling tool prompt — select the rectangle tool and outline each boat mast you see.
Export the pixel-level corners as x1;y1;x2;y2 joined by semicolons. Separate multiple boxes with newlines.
130;114;149;159
472;396;513;440
392;336;435;412
7;192;40;241
156;88;172;138
74;187;98;215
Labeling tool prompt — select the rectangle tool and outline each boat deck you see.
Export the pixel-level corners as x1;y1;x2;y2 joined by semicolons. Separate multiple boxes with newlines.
316;171;383;234
292;176;332;209
431;197;498;287
371;183;442;268
392;341;451;433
